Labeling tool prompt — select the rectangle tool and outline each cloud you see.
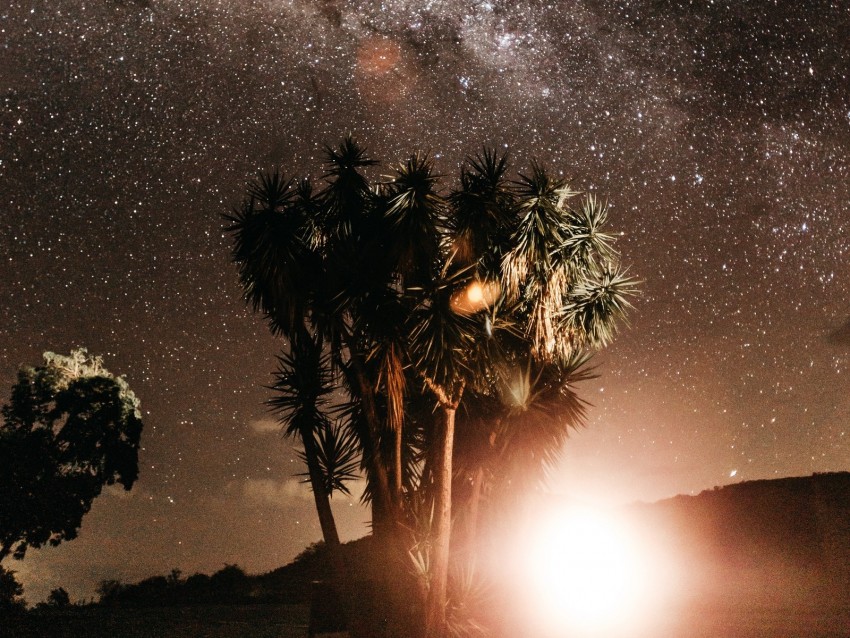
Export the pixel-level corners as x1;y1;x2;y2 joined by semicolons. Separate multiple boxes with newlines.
826;319;850;346
241;478;312;507
248;418;282;435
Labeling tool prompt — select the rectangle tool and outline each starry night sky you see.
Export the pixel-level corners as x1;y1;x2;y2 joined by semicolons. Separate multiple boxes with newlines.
2;0;848;603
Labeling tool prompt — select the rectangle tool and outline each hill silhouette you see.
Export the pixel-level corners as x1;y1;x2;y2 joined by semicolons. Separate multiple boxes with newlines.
96;472;850;608
628;471;850;606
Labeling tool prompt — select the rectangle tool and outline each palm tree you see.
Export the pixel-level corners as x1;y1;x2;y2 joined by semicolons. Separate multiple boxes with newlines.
267;336;349;546
226;140;398;544
225;171;347;548
226;139;636;638
318;138;406;537
418;156;634;637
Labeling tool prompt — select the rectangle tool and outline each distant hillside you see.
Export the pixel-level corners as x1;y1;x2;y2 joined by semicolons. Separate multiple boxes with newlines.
97;472;850;607
254;536;380;604
255;472;850;606
94;535;400;606
628;472;850;604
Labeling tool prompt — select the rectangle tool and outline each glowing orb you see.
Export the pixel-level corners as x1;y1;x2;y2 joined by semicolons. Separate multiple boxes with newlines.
518;506;647;636
451;280;499;315
467;282;485;304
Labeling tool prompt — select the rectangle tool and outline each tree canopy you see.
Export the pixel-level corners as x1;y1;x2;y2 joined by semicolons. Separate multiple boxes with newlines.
0;349;143;562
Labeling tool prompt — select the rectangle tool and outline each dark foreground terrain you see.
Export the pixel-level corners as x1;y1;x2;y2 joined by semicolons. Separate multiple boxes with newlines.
3;600;849;638
635;601;849;638
5;473;849;637
1;604;308;638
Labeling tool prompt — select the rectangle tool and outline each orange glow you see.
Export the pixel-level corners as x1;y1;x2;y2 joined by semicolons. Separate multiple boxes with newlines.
354;36;415;106
467;282;485;304
356;37;401;76
452;280;500;315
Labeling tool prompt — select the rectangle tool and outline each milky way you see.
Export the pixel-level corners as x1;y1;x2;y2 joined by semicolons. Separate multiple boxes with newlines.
2;0;848;602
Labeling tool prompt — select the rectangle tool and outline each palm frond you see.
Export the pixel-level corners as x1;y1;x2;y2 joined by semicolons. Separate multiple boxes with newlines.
408;263;479;402
330;392;377;504
321;135;377;240
267;337;334;439
447;148;514;277
502;162;567;299
373;339;407;438
247;170;295;212
297;420;362;496
324;135;379;174
294;177;325;251
501;162;580;359
484;353;596;499
446;563;491;638
381;153;443;284
224;170;318;336
561;267;639;349
557;193;618;276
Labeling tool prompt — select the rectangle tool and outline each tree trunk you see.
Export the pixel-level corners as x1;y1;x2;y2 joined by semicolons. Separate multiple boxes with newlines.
424;405;456;638
392;423;403;501
301;428;340;547
463;428;496;559
464;465;485;557
300;428;370;638
347;351;398;534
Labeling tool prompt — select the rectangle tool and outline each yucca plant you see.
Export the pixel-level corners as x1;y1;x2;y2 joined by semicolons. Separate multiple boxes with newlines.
297;420;362;497
226;138;636;638
267;335;342;546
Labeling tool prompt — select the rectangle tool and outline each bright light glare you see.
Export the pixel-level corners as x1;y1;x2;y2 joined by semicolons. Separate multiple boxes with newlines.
518;506;650;636
451;280;500;315
467;282;485;304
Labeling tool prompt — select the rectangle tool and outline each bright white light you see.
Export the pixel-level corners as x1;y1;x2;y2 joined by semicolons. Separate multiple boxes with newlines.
516;505;655;637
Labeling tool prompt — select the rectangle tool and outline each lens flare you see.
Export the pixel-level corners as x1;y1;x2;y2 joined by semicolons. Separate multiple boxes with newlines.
451;280;500;315
354;36;415;106
467;282;485;304
513;504;667;637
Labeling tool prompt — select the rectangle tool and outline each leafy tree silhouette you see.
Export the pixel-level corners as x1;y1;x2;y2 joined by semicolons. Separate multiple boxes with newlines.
209;564;250;600
0;349;143;563
45;587;71;608
0;565;25;613
96;579;126;605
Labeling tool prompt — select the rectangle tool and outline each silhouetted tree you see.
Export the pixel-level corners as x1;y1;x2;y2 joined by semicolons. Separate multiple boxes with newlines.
209;564;250;599
0;349;143;562
96;579;126;606
45;587;71;608
0;565;25;613
96;579;125;605
227;139;636;637
182;573;212;603
166;568;183;587
134;576;169;605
